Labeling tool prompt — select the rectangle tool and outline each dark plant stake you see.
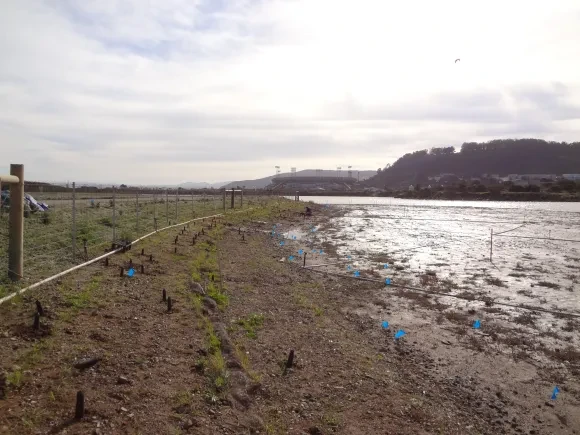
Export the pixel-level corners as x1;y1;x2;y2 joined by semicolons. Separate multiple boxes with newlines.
120;267;124;277
105;257;109;267
33;312;40;331
286;349;295;370
149;254;153;262
167;297;173;312
140;264;144;274
75;391;85;420
141;248;145;255
35;300;44;316
162;289;167;302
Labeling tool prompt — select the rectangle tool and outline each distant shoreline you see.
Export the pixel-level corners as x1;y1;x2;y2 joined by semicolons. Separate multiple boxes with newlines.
290;191;580;202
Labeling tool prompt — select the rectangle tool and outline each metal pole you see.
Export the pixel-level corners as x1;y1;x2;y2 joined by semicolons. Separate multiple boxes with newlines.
112;187;117;242
72;182;76;261
175;190;179;222
165;190;169;225
136;190;140;234
8;164;24;281
490;229;493;262
231;189;235;209
223;190;226;212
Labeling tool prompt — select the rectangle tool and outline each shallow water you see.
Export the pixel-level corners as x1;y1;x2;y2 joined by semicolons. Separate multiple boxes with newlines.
302;197;580;316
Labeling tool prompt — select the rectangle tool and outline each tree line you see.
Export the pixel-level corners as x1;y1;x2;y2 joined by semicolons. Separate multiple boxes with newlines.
368;139;580;188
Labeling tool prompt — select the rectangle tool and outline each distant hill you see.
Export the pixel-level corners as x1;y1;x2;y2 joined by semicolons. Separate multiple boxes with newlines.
366;139;580;188
222;169;377;189
178;181;229;189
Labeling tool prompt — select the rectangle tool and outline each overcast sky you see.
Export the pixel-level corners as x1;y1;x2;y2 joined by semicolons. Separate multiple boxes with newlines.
2;0;580;185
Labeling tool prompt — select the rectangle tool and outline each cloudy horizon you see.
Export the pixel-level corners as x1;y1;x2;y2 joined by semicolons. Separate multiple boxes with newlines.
2;0;580;185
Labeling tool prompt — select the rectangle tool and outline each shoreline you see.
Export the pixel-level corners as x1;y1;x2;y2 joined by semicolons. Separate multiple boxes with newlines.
0;200;577;434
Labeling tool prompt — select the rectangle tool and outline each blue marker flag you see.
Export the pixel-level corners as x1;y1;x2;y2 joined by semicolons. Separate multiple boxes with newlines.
298;249;303;255
394;330;406;340
347;265;351;271
280;241;285;246
384;264;389;269
289;256;294;261
127;268;135;277
551;386;560;400
385;278;391;286
347;255;351;260
292;235;297;240
320;249;324;254
354;271;360;277
381;321;389;329
473;320;481;329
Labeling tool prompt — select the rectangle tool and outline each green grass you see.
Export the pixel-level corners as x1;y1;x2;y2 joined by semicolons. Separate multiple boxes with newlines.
6;368;23;387
57;274;102;322
236;313;265;339
173;390;193;407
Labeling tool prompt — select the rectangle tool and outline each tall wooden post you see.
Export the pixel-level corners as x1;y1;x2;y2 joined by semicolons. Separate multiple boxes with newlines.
8;164;24;281
230;189;235;209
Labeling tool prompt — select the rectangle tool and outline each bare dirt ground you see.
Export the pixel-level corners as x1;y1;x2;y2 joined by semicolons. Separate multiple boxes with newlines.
1;200;578;434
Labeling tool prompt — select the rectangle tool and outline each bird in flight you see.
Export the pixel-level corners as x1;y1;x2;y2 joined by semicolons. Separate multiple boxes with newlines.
455;58;461;63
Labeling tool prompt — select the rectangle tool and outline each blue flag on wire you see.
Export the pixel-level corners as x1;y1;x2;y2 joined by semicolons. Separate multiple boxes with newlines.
551;386;560;400
394;330;406;340
127;268;135;277
289;256;294;261
385;278;391;285
473;320;481;329
384;264;389;269
298;249;303;255
382;321;389;329
280;241;285;246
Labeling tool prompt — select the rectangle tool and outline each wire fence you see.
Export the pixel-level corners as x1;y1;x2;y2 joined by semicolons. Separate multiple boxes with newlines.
0;185;262;293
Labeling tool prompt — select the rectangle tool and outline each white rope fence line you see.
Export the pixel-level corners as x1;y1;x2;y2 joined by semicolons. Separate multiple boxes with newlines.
0;213;224;306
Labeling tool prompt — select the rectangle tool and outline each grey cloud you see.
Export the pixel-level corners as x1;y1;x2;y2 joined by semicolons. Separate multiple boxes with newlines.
323;85;580;124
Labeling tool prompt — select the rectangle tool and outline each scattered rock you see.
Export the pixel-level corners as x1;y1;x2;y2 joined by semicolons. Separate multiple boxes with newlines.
203;297;219;312
189;282;205;295
117;376;131;385
74;357;101;370
545;401;555;408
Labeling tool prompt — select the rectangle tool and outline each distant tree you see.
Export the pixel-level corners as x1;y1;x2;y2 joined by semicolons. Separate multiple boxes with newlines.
120;184;127;188
365;138;580;189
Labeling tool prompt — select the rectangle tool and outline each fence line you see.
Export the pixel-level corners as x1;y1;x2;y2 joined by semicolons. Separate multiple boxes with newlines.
0;213;224;306
1;184;265;292
298;264;580;319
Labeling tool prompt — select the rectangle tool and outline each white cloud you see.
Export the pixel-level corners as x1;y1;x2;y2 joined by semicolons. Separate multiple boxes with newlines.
1;0;580;184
